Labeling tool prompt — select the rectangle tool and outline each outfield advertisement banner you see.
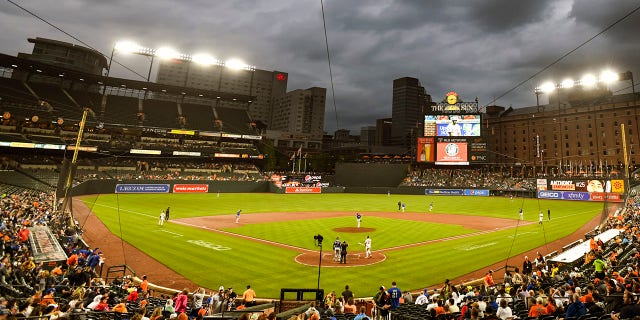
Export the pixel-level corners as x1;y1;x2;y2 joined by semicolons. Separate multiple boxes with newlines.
173;184;209;193
545;179;625;193
463;189;490;196
425;189;464;195
285;187;321;194
115;184;170;193
537;190;623;202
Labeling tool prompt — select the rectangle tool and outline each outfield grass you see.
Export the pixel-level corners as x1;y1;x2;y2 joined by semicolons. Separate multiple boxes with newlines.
82;193;604;298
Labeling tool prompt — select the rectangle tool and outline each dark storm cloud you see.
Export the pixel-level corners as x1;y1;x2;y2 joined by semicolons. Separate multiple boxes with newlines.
1;0;638;133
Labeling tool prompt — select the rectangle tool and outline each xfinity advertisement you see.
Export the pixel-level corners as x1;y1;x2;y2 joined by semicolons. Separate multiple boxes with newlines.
537;190;622;202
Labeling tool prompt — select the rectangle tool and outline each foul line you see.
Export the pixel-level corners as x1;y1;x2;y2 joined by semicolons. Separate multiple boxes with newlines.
87;202;536;255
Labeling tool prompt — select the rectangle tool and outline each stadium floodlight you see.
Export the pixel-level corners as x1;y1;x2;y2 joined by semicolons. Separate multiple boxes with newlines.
561;78;574;89
155;47;181;60
600;70;619;84
114;41;143;54
581;74;597;87
225;58;251;71
192;53;220;66
539;81;556;93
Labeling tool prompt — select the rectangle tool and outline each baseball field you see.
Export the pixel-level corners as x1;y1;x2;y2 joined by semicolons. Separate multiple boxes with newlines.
80;193;604;298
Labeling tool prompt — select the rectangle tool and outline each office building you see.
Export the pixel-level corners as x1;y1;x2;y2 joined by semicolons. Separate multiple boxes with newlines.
391;77;432;148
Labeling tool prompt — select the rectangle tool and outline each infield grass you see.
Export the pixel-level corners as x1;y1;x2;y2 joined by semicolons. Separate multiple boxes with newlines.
82;193;604;298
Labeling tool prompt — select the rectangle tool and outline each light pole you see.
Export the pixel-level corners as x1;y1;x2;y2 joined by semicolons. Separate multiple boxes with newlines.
535;69;624;176
313;234;323;303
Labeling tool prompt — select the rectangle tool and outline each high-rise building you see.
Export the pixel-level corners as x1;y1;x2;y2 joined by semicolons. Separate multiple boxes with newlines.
391;77;432;148
360;126;377;146
271;87;326;141
156;60;288;128
376;118;393;146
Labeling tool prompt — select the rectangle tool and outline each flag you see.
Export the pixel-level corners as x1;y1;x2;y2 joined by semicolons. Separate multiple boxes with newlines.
297;146;302;156
290;153;295;160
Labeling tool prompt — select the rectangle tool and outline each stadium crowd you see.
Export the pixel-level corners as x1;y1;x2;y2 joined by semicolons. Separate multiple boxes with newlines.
401;168;537;191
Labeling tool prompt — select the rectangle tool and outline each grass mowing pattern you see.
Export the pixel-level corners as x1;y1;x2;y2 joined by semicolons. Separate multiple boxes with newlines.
83;193;603;297
228;217;476;250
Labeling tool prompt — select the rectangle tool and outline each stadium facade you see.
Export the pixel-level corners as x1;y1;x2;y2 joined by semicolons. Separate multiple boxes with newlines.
485;91;640;172
157;59;326;151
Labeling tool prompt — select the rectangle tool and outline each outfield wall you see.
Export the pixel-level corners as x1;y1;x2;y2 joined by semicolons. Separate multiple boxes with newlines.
335;163;408;187
69;179;538;198
70;180;270;196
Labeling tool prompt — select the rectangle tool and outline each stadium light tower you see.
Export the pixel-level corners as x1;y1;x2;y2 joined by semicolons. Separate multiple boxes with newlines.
107;40;255;92
534;68;624;106
534;68;628;176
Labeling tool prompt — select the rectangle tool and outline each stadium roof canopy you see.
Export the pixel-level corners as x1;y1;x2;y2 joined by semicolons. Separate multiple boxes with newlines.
0;53;255;103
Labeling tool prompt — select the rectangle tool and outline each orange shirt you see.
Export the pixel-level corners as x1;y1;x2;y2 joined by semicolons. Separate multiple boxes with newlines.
41;293;56;306
140;279;149;292
528;304;547;318
579;293;592;303
546;303;556;315
67;254;78;266
52;266;63;276
243;288;256;302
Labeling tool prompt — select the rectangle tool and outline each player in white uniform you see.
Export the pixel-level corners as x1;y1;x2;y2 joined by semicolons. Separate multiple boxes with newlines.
364;235;372;258
158;210;165;226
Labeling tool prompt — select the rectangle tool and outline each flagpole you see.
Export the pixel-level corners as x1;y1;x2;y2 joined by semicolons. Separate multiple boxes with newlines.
304;154;307;172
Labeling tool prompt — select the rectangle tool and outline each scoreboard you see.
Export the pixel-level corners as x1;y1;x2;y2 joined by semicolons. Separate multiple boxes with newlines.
417;91;487;165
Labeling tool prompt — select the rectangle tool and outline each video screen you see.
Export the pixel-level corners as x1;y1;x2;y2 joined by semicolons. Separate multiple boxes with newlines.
424;114;481;137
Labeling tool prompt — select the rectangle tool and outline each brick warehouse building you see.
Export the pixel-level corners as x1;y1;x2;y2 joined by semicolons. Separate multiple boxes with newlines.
484;91;640;173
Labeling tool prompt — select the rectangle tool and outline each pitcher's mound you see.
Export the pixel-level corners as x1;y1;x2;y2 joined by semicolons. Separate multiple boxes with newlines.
333;227;375;233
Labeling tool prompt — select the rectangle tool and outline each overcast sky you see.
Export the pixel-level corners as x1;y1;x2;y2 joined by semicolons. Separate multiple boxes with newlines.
1;0;639;133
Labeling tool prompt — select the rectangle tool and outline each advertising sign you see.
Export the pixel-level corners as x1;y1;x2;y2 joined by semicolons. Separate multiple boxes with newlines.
590;192;622;202
435;140;468;165
469;140;487;164
285;187;321;194
115;184;170;193
547;179;624;193
463;189;490;196
416;137;435;163
537;190;563;199
537;179;548;191
537;190;623;202
425;189;464;195
426;91;479;114
173;184;209;193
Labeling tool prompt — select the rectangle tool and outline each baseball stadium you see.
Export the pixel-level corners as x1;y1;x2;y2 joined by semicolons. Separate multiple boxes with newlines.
2;33;640;320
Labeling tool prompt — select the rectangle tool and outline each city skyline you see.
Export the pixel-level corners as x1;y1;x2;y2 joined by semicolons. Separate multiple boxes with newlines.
1;0;639;133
